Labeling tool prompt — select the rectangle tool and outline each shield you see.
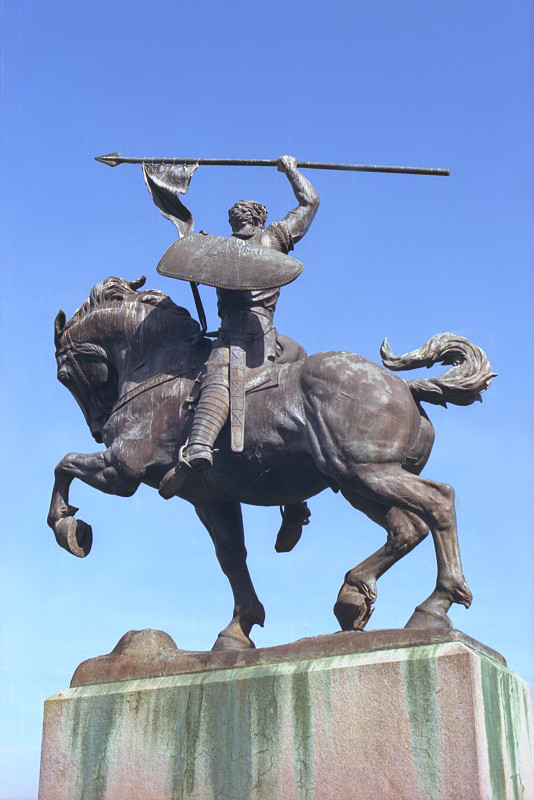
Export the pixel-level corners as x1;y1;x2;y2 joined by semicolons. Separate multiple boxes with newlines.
156;233;303;290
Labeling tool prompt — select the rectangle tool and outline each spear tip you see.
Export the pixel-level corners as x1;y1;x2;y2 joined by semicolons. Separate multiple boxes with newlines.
95;152;123;167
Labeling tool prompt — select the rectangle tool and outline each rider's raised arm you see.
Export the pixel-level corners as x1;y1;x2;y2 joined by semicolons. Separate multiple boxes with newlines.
273;155;319;245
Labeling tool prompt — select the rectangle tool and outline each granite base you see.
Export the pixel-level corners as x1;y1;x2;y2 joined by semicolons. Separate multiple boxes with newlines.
39;630;534;800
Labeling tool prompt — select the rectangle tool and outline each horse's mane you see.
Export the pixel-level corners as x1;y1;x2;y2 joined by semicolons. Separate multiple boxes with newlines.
64;276;197;332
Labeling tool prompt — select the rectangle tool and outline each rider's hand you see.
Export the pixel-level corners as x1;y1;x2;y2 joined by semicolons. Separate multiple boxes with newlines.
277;155;298;174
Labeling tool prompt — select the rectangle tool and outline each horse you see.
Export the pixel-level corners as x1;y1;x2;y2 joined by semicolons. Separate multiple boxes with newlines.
48;275;494;650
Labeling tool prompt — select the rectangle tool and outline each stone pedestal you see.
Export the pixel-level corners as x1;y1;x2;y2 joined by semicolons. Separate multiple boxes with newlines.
39;629;534;800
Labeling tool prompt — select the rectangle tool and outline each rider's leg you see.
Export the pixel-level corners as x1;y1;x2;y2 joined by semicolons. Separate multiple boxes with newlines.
182;380;229;470
158;356;230;497
181;346;230;471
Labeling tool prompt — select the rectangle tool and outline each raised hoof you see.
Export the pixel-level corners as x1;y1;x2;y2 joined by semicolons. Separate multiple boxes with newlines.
55;516;93;558
274;522;303;553
405;605;453;630
275;503;310;552
334;587;374;631
211;630;256;652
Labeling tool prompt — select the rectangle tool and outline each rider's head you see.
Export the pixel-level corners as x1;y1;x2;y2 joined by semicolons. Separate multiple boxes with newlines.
228;201;268;233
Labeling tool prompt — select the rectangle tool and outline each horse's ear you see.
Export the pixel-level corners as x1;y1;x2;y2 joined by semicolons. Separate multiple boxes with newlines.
128;276;146;291
54;310;66;348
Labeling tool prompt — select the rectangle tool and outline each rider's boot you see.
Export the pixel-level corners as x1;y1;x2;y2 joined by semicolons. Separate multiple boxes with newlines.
179;442;214;471
159;383;229;498
275;501;311;552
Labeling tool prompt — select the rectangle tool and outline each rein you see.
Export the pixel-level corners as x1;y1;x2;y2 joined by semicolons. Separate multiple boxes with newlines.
109;370;192;417
57;325;203;427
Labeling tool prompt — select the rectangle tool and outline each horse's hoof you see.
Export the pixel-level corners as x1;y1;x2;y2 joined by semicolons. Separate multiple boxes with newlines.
334;587;374;631
55;517;93;558
405;605;452;630
274;521;303;553
211;630;255;651
275;502;310;552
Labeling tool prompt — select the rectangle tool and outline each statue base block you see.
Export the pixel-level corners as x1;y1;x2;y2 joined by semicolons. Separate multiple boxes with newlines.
39;630;534;800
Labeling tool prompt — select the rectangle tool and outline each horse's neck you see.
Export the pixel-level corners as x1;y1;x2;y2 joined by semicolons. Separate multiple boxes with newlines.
119;341;195;393
81;303;198;397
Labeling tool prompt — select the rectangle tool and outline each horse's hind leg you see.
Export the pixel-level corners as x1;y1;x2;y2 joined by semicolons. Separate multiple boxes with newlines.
339;464;472;629
334;504;429;630
195;501;265;651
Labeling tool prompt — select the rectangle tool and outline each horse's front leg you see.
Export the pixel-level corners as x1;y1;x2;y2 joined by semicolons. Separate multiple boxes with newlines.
48;450;139;557
195;501;265;651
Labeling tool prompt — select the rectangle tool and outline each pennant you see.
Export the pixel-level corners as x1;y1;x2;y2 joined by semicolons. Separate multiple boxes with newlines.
143;163;198;238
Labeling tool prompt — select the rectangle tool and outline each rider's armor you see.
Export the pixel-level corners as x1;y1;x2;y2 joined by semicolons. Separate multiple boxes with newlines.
183;222;294;469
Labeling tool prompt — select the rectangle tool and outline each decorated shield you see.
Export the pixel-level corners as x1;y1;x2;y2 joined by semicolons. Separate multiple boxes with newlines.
156;233;303;290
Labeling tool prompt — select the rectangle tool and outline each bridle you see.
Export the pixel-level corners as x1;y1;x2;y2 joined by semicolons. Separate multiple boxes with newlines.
55;329;112;421
56;328;197;426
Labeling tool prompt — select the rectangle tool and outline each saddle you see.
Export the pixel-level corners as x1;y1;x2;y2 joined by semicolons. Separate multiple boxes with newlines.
185;332;304;452
185;359;282;452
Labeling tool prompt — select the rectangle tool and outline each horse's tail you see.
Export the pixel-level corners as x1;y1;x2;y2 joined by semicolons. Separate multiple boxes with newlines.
380;332;496;407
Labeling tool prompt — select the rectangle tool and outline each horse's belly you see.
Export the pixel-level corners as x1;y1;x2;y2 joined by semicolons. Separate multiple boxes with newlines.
209;449;328;506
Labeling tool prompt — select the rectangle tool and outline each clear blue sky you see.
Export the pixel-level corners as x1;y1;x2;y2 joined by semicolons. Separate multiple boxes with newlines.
1;1;533;797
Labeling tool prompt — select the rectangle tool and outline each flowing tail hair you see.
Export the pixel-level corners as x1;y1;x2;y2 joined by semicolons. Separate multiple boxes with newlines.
380;332;496;407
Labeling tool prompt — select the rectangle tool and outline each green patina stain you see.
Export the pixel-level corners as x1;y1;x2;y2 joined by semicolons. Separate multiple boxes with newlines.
402;648;442;800
502;671;526;800
316;666;333;743
523;691;533;752
249;674;284;798
206;674;253;800
292;670;315;799
481;658;507;800
159;683;192;799
166;664;324;799
71;692;124;800
70;695;81;744
481;658;532;800
182;683;203;795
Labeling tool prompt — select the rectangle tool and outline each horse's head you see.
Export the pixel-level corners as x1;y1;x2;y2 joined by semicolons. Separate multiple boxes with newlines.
54;275;206;443
54;310;118;443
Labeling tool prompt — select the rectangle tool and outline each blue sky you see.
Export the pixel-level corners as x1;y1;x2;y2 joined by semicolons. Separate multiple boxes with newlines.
1;1;533;797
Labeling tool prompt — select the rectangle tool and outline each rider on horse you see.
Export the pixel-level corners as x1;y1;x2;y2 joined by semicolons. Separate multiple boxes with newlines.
146;155;319;549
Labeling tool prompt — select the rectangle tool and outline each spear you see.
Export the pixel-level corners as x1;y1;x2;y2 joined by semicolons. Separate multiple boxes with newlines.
95;152;449;177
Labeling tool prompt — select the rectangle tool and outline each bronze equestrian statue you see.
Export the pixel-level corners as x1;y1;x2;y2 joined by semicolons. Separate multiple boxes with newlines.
49;265;494;648
48;153;494;650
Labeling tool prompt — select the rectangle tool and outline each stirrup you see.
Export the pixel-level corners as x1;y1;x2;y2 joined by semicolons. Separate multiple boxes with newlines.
158;445;217;500
158;445;203;500
179;443;214;472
